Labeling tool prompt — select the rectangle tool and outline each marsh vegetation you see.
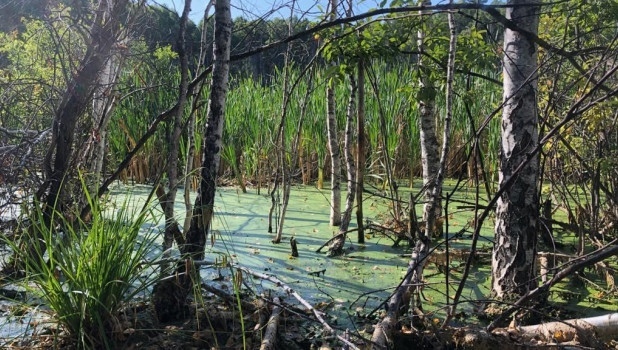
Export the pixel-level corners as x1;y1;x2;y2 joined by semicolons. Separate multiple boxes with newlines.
1;0;618;349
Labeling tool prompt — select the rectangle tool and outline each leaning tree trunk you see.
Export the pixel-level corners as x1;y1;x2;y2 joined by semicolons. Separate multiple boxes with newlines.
39;0;130;217
152;0;231;322
492;0;541;300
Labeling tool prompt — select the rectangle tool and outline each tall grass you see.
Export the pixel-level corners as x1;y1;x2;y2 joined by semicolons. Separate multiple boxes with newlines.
9;181;159;349
106;59;503;187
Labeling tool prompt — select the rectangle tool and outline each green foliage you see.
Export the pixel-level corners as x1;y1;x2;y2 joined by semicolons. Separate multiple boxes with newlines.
153;45;179;62
8;181;159;349
0;6;85;129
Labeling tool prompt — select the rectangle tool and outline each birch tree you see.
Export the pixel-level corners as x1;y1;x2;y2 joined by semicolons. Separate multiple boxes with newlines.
491;0;541;299
83;45;125;182
327;70;357;255
326;0;342;227
372;3;457;346
417;0;440;237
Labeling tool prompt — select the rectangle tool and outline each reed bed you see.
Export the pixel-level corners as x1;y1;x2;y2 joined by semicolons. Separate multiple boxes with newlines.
106;60;504;187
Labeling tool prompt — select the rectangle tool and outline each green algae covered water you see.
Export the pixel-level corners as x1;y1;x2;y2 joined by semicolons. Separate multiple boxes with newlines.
1;181;616;345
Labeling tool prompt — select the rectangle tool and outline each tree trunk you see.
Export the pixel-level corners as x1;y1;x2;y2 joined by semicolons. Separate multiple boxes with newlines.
492;0;540;299
437;2;458;323
356;59;366;243
160;0;192;273
326;84;342;227
152;0;231;322
328;72;357;256
272;2;297;244
184;2;214;233
88;44;124;179
39;0;130;216
326;0;341;227
424;1;456;242
417;0;440;238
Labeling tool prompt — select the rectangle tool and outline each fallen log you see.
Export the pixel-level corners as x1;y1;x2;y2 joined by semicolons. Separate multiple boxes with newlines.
260;296;282;350
515;312;618;346
449;313;617;349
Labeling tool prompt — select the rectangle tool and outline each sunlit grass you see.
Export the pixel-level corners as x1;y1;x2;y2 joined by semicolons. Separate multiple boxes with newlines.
7;182;159;349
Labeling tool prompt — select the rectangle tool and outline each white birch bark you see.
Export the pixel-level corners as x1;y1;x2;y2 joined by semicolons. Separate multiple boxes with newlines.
326;0;341;227
326;84;342;226
327;72;357;256
424;2;456;241
492;0;541;299
417;0;440;236
340;73;357;233
90;46;124;178
406;0;439;321
518;312;618;345
373;5;458;344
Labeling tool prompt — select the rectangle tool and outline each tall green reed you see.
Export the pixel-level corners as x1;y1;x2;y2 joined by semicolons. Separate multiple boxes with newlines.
8;180;159;349
105;57;503;187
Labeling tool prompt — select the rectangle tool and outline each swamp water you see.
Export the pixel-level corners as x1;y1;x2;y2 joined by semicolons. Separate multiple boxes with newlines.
0;182;616;345
106;183;497;329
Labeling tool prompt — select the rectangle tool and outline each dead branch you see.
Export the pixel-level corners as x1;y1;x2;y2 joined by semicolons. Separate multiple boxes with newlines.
233;264;361;350
260;296;282;350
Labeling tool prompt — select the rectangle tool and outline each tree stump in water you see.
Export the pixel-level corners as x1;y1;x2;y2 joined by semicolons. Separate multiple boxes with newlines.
290;237;299;257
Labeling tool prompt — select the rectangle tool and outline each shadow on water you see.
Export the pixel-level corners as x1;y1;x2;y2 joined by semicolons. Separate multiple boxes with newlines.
3;182;616;341
119;184;421;328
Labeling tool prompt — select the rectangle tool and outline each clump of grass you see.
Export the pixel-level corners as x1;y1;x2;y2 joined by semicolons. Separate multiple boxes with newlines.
10;183;158;349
